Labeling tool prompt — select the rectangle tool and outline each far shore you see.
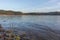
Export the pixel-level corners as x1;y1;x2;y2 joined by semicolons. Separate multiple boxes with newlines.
0;10;60;15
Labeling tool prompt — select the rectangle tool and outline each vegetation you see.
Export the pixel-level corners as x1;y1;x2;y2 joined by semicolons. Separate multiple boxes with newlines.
0;10;22;15
0;10;60;15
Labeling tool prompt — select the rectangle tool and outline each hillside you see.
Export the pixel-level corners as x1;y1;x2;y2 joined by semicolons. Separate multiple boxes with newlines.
0;10;22;15
0;10;60;15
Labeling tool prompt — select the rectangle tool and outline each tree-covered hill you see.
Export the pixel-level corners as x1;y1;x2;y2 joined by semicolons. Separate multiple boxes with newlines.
0;10;60;15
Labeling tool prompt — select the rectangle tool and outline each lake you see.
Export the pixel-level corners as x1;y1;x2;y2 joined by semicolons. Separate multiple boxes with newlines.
0;15;60;40
0;15;59;30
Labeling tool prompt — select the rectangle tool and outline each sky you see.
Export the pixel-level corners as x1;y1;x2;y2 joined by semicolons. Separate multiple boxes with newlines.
0;0;60;12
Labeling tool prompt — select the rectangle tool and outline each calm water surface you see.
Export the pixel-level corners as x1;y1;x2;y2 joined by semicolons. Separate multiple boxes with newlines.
0;15;59;30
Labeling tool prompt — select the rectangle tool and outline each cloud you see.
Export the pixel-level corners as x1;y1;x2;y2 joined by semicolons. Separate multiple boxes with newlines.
33;4;60;12
57;2;60;5
36;0;60;12
22;5;60;12
48;0;58;3
43;0;59;6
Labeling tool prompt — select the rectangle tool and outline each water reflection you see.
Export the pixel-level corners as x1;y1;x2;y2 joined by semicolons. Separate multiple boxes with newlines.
0;15;59;40
0;15;58;29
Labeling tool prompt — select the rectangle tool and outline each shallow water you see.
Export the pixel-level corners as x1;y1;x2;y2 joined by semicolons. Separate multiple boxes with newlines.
0;15;60;40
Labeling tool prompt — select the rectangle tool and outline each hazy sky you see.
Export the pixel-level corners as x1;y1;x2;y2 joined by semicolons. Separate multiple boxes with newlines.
0;0;60;12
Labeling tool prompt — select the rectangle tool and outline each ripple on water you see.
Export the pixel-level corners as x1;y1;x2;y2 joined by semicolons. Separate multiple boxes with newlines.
2;22;59;40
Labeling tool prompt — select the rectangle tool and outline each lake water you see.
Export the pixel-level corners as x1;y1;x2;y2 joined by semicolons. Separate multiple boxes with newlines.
0;15;60;30
0;15;60;40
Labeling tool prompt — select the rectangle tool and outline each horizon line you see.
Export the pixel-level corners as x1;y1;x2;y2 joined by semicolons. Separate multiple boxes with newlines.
0;9;60;13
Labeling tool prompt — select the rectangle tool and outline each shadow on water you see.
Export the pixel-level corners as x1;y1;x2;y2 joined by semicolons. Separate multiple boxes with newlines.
2;22;60;40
